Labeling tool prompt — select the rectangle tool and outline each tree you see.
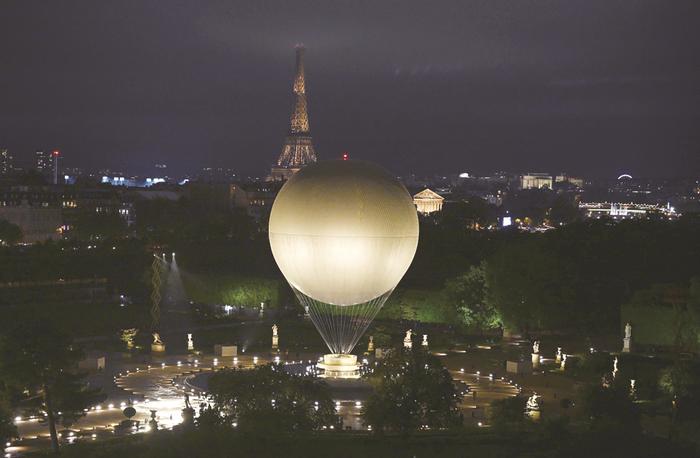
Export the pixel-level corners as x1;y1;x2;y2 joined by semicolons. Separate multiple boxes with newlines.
502;189;552;226
362;347;461;434
0;219;22;245
445;263;501;332
659;362;700;423
546;194;581;226
71;209;128;241
621;280;700;353
133;191;253;245
208;365;337;433
439;198;498;230
0;318;105;453
579;382;640;434
0;389;17;454
484;238;576;333
490;396;528;431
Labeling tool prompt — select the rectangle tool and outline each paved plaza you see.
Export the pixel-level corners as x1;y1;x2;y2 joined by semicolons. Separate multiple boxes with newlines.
7;347;527;456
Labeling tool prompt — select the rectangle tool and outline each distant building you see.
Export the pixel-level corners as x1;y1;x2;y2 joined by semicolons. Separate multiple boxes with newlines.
198;167;237;184
0;204;62;243
229;182;282;221
34;151;51;174
520;173;553;190
0;183;183;240
580;202;678;220
413;188;445;215
0;148;13;174
555;174;584;188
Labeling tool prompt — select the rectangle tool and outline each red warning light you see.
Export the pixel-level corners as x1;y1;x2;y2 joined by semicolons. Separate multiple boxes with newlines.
52;150;60;157
342;152;349;161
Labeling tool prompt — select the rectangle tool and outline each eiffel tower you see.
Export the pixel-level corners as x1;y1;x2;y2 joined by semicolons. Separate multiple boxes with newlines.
269;46;317;181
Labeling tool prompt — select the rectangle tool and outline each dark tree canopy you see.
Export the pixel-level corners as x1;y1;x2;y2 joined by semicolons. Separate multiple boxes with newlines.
579;382;640;434
362;347;461;434
483;218;700;334
207;365;337;433
0;219;22;245
0;390;17;453
444;262;501;332
490;395;528;431
0;317;104;452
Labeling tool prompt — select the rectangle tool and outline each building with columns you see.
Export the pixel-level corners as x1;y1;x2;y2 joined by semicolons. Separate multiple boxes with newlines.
413;188;444;214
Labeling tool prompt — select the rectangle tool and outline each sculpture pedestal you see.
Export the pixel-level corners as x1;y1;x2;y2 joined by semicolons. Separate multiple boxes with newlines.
506;360;532;375
151;343;166;353
214;345;237;357
317;354;360;379
181;407;195;427
622;337;631;353
531;353;540;367
272;336;279;351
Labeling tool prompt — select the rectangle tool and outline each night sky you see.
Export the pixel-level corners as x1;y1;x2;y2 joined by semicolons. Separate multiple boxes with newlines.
1;0;699;178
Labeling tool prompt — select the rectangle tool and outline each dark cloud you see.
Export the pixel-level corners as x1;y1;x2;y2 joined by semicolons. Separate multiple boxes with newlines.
0;0;698;177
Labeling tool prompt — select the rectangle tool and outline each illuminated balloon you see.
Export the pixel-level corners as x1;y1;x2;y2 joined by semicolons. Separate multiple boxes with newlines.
269;160;419;354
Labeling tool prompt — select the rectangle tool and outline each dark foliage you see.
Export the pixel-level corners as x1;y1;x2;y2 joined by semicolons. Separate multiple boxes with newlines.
362;347;461;434
207;364;337;433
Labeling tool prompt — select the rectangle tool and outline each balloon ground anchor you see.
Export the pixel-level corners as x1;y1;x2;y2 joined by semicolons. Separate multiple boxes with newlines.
317;354;360;379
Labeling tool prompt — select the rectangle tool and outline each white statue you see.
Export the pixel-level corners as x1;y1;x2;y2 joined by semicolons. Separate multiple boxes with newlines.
367;336;374;352
121;328;137;349
403;329;413;349
272;324;279;350
532;340;540;354
623;322;632;352
152;332;163;345
555;347;562;363
187;333;194;351
526;393;541;411
422;334;428;347
613;356;619;374
560;353;567;370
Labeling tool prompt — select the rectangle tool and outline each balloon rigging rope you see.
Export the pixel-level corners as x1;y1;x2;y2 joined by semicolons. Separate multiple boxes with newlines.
294;287;391;354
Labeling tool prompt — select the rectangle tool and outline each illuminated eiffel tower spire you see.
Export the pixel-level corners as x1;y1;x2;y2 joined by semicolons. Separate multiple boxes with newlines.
270;46;317;180
290;46;309;133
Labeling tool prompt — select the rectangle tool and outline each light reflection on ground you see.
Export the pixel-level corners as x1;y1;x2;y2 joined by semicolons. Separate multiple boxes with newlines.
9;349;519;456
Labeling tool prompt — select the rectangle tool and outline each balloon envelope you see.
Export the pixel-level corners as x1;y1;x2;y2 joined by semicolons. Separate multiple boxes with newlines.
269;160;419;306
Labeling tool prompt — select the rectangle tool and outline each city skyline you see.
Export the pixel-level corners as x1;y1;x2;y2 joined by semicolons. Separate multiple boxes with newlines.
1;1;699;179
